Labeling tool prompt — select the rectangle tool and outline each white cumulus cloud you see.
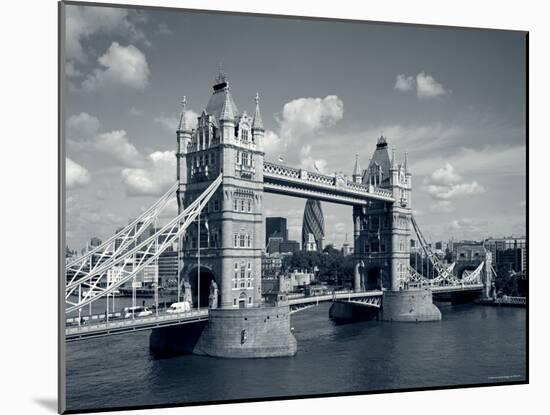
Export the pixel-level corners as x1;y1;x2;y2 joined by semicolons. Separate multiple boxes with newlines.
265;95;343;170
121;151;176;196
154;110;199;133
416;72;450;99
393;72;450;100
429;163;462;186
394;74;415;91
83;42;150;92
67;112;100;139
278;95;343;138
93;130;142;167
66;158;91;189
65;5;147;63
424;163;485;212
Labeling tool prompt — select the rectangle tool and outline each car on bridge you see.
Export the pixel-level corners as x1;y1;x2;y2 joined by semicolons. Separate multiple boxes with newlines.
166;301;191;314
123;306;153;319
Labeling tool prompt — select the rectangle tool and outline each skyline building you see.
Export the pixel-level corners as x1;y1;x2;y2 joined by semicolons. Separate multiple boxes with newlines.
302;199;325;252
265;217;288;246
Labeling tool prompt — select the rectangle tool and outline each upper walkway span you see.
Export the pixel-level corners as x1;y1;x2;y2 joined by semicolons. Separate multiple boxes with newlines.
263;162;395;205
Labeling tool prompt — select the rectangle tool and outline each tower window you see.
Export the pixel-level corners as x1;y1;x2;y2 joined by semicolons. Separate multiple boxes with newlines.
242;129;249;142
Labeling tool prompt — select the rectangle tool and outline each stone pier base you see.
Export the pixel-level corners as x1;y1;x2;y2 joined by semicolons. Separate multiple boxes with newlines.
381;289;441;322
150;305;297;358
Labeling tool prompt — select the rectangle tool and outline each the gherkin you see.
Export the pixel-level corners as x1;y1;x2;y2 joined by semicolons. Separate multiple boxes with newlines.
301;199;325;251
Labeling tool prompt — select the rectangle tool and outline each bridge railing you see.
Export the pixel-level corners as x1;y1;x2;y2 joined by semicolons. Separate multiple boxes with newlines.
263;161;394;200
66;308;209;334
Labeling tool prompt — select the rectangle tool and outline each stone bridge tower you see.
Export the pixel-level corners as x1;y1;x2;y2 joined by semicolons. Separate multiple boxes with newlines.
179;72;265;310
353;136;440;321
353;136;412;291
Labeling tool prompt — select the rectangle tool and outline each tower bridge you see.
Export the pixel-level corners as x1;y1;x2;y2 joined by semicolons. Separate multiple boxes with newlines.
65;72;493;357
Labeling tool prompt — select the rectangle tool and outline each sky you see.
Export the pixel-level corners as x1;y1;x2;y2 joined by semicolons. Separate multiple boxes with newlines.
63;3;527;251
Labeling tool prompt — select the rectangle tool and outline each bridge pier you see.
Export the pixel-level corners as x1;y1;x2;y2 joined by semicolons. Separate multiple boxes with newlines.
150;305;297;358
381;289;441;322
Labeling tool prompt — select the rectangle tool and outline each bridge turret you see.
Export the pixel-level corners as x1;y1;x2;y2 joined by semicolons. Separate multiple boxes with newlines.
176;96;192;213
252;92;264;152
219;89;236;143
352;153;362;183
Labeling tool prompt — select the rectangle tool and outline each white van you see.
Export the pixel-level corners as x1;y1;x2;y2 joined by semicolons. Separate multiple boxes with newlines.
123;306;153;319
166;301;191;314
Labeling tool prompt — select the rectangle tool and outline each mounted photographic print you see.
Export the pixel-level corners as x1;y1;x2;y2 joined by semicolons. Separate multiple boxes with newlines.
59;1;528;413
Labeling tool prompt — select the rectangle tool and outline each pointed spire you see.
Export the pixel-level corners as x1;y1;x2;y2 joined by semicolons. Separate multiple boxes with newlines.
219;89;235;122
352;153;362;180
391;146;396;170
404;151;410;174
177;96;190;132
252;92;264;131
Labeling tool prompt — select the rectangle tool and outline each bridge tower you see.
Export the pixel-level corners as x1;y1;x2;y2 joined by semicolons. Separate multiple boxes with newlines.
353;137;440;321
180;72;264;309
162;72;296;358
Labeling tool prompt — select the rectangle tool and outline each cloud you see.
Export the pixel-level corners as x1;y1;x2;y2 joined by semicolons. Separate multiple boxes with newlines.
93;130;142;167
278;95;343;138
299;144;328;173
67;112;100;139
66;158;91;189
157;23;172;35
82;42;150;92
154;110;199;133
65;5;148;64
394;74;415;92
431;200;454;213
416;72;450;99
263;130;284;157
128;107;144;117
393;72;450;100
121;151;176;196
423;163;485;212
447;218;489;235
429;162;461;185
265;95;343;173
65;61;82;78
66;194;123;249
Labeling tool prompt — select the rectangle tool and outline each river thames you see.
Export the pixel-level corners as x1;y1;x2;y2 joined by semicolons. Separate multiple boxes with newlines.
65;302;526;412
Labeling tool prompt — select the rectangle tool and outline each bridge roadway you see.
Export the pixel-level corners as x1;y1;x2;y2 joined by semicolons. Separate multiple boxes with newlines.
65;308;210;342
65;285;484;342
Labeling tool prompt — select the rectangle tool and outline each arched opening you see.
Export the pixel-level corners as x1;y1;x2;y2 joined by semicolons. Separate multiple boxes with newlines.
238;292;247;309
365;267;382;290
189;267;216;309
